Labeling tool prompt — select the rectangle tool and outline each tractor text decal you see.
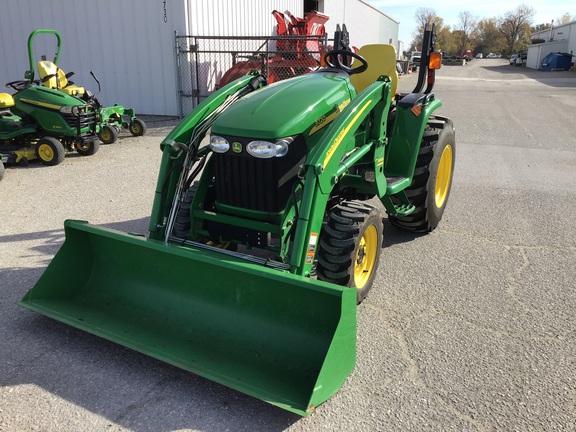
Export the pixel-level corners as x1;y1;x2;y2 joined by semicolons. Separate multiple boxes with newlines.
323;100;372;168
309;98;351;136
20;98;61;111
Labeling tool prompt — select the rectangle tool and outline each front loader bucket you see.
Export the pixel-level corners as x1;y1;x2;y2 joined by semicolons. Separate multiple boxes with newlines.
20;220;357;415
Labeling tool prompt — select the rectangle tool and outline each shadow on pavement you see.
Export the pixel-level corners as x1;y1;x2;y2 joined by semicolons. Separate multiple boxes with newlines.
2;300;299;431
481;63;576;88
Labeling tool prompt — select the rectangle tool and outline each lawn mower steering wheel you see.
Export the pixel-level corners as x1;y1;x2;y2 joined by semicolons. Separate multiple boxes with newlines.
323;50;368;76
5;80;32;91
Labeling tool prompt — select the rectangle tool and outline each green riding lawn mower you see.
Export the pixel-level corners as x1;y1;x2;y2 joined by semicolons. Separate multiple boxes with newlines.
30;29;147;144
0;29;146;180
20;25;455;415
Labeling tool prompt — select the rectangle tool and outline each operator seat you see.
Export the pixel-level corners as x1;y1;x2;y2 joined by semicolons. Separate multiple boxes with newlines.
0;93;15;109
37;60;85;96
349;44;398;97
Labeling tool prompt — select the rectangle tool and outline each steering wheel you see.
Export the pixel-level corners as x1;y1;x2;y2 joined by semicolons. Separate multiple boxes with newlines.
323;50;368;75
5;80;32;91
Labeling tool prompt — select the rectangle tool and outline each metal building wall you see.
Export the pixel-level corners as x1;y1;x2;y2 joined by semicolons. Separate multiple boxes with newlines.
186;0;303;36
320;0;399;51
528;22;575;69
0;0;186;116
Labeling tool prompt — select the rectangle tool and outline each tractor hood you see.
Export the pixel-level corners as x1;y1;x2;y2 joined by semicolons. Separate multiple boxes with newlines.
14;86;84;110
211;71;354;139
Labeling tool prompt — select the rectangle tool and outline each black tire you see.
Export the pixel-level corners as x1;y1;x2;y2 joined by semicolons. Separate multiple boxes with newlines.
35;137;65;166
76;139;100;156
129;118;147;136
98;124;118;144
316;201;383;303
0;160;5;181
388;116;455;232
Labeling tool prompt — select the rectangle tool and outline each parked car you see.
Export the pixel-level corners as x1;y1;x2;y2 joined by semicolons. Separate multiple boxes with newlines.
476;53;483;59
509;54;519;65
486;53;498;59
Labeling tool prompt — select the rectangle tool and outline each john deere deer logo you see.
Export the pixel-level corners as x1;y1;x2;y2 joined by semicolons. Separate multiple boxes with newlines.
232;142;242;153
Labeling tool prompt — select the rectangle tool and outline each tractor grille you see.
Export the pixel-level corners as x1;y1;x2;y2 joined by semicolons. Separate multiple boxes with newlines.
61;105;96;130
213;135;307;213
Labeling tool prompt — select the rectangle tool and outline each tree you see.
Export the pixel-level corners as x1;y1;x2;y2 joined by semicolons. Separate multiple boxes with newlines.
556;12;575;25
532;22;551;32
410;7;449;52
455;11;478;55
499;4;535;53
473;18;506;55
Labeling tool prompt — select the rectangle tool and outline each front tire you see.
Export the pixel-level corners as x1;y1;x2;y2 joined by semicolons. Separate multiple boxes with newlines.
98;124;118;144
0;160;5;181
129;118;147;136
389;116;455;232
316;201;383;303
36;137;65;166
76;139;100;156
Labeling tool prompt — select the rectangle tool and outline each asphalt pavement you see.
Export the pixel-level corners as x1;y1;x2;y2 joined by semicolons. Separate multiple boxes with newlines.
1;58;575;431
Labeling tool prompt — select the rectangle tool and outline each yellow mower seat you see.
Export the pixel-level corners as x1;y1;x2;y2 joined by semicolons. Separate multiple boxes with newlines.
350;44;398;97
37;60;85;96
0;93;14;108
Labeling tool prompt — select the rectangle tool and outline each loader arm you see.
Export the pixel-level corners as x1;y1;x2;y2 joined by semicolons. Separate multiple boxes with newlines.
148;73;265;239
290;78;392;275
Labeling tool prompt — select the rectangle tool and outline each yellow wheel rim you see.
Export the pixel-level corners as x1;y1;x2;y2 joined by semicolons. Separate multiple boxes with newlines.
354;225;378;288
130;123;141;134
38;144;54;161
100;129;111;141
435;144;453;208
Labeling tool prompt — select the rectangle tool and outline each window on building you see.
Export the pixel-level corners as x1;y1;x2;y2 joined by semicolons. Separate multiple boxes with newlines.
304;0;323;13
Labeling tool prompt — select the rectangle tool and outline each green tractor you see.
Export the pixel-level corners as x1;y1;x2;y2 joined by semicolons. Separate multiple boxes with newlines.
21;25;455;414
30;29;147;145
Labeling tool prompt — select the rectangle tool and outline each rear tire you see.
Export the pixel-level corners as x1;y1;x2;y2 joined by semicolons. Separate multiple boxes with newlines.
76;139;100;156
36;137;65;166
0;161;5;181
98;124;118;144
389;116;455;232
316;201;383;303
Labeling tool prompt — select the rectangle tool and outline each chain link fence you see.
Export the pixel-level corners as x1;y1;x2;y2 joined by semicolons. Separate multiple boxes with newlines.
175;33;328;118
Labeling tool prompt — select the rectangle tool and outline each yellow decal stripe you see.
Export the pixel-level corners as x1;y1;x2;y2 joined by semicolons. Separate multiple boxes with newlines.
309;98;351;137
309;111;337;136
20;98;61;110
323;100;372;167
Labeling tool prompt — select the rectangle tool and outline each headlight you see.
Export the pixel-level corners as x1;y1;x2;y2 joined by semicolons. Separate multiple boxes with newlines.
60;105;80;115
246;139;290;158
210;135;230;153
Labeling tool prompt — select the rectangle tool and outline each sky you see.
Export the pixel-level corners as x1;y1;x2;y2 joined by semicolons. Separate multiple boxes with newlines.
366;0;576;45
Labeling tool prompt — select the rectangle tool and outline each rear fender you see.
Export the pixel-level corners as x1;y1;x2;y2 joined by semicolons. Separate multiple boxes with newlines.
385;93;442;180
